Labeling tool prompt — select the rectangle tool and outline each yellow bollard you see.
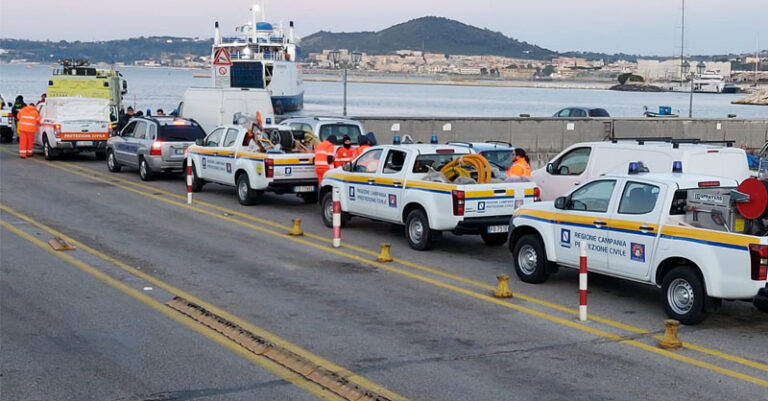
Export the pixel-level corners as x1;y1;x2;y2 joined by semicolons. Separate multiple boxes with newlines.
493;274;514;298
376;243;394;262
658;319;683;349
288;218;304;236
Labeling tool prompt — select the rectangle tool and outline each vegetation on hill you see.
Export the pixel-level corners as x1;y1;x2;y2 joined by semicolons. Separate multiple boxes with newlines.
300;16;555;59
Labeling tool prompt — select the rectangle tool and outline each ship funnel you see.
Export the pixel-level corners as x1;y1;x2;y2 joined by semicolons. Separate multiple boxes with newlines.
214;21;221;45
289;21;295;43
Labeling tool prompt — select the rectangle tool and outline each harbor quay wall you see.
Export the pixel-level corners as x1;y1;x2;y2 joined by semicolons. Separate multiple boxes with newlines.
352;117;768;168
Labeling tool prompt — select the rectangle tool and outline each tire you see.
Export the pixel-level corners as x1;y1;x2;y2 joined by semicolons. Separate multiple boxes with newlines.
320;190;349;228
43;136;58;160
95;150;107;161
301;192;318;204
139;158;154;181
0;128;11;143
405;208;437;250
512;234;550;283
481;233;508;246
661;266;707;325
236;173;261;205
190;162;205;192
107;150;121;172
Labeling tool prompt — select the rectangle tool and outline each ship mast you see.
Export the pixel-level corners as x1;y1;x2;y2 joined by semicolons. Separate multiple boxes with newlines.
679;0;685;82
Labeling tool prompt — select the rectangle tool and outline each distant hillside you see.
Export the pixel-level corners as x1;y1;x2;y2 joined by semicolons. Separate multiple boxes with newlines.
301;16;555;60
0;37;212;64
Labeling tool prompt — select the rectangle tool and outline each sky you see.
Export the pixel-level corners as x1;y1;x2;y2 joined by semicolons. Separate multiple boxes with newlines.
0;0;763;56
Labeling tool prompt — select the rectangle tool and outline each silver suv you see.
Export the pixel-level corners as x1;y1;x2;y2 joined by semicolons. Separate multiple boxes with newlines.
106;116;206;180
279;117;365;144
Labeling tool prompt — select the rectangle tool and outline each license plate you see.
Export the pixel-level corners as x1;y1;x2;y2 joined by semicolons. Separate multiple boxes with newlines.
76;141;93;146
293;186;315;193
487;225;509;234
174;148;185;155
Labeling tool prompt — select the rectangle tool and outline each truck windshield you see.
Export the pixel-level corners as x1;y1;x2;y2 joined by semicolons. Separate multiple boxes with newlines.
412;153;471;173
158;125;206;142
318;124;362;144
480;150;514;170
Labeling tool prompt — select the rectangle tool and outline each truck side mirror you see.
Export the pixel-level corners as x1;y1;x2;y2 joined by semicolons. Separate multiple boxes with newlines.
342;162;352;171
554;196;567;210
546;163;555;174
195;138;204;146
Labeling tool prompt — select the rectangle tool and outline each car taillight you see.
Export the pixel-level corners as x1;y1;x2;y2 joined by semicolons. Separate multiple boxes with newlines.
533;187;541;202
53;123;61;138
749;244;768;281
265;158;274;178
452;189;465;216
150;140;163;156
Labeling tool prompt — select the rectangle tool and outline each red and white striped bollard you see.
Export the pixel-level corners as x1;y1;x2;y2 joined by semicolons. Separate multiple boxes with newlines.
332;187;341;248
186;157;193;205
579;241;588;321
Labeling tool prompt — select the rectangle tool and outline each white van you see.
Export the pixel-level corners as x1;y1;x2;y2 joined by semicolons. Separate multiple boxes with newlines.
531;139;751;200
178;88;275;134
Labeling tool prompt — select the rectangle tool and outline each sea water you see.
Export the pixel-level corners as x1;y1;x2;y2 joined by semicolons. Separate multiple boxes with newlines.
1;64;765;119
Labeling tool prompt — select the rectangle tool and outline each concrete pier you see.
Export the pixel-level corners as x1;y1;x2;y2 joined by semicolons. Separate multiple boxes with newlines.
354;117;768;168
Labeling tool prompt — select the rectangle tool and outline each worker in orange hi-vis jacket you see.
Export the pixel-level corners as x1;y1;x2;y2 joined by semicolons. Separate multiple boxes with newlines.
16;103;40;158
314;135;338;184
333;135;356;168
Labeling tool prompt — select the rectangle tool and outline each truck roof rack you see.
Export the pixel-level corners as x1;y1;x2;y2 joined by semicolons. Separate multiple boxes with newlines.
485;140;513;147
610;137;734;148
446;141;473;148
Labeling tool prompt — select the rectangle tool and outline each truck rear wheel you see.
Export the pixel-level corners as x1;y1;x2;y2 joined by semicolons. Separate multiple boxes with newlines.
661;266;707;325
405;209;437;250
95;150;107;161
512;234;549;283
236;173;261;205
0;127;12;143
43;136;58;160
481;233;508;246
300;192;318;204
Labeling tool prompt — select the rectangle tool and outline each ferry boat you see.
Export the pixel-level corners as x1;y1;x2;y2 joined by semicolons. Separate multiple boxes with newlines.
693;70;728;93
211;5;303;114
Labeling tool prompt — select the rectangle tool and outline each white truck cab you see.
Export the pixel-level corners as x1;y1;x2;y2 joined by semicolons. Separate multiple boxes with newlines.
532;139;751;201
510;162;768;324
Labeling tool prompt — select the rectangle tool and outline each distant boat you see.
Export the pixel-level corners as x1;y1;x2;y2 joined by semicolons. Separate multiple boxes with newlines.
643;106;679;118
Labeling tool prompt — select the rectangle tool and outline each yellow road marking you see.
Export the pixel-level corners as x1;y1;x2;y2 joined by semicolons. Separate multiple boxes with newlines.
0;203;408;401
54;158;768;374
0;218;345;401
6;151;768;381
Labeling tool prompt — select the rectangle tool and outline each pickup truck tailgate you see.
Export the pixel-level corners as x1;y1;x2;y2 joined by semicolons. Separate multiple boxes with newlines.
463;183;535;217
60;121;109;141
272;154;316;180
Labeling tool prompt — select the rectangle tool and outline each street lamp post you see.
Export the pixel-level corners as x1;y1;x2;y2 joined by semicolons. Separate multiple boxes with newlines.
683;60;707;118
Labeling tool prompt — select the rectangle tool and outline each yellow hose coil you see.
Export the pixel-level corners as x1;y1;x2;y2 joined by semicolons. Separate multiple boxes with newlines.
440;154;492;184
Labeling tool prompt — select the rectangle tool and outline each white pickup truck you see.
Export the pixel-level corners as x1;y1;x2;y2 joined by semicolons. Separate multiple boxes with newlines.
319;144;539;250
35;97;112;160
186;124;317;205
509;164;768;324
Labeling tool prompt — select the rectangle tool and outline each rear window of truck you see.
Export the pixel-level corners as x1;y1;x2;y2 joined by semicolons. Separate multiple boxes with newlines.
318;124;362;144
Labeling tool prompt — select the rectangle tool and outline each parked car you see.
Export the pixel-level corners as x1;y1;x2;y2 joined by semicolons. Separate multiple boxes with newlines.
553;107;610;118
106;116;206;181
279;117;365;144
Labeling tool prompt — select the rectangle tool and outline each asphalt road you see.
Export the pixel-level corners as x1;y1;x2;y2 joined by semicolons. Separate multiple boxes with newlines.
1;147;766;401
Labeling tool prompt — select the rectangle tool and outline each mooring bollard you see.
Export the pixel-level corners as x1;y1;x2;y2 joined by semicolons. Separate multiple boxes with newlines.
289;218;304;236
658;319;683;349
493;274;514;298
376;243;394;262
332;187;341;248
186;157;193;205
579;241;588;321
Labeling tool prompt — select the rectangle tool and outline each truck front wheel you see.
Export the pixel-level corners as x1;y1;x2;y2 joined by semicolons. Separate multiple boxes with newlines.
512;234;550;283
661;266;707;325
320;191;349;228
405;209;437;250
236;173;261;205
190;162;205;192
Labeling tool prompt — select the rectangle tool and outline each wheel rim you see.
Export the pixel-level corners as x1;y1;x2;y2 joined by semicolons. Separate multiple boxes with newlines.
44;141;49;157
517;244;538;275
140;161;147;177
409;218;424;243
668;278;695;315
238;180;248;200
324;198;334;222
108;153;115;169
